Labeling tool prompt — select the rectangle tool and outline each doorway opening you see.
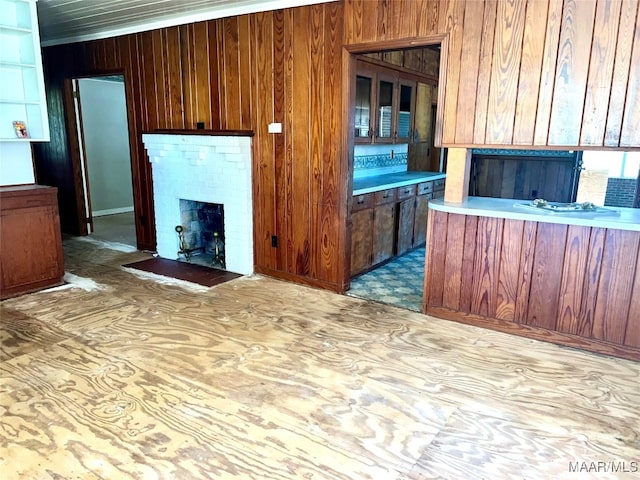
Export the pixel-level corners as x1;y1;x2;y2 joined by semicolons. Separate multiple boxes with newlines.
345;42;445;312
71;75;136;248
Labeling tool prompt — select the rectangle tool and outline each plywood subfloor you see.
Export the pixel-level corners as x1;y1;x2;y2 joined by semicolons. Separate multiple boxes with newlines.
1;238;639;479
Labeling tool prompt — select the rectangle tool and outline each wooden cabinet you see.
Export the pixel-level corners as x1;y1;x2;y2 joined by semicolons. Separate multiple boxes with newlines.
0;185;64;299
350;189;397;276
350;178;444;277
0;0;49;141
408;82;439;172
353;60;417;145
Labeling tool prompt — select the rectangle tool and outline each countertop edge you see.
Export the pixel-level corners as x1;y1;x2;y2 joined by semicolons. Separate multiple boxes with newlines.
429;197;640;232
353;173;447;196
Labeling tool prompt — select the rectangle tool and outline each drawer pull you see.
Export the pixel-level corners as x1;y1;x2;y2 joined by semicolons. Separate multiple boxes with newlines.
357;198;364;204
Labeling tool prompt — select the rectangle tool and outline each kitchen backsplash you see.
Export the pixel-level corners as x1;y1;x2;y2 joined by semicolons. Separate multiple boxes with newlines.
354;144;408;178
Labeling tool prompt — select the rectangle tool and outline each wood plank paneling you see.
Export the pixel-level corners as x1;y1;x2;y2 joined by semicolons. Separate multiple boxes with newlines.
624;252;640;348
470;216;503;318
485;0;526;144
512;0;549;145
547;0;597;146
442;213;466;311
526;223;567;330
472;0;498;145
426;209;448;308
514;221;536;323
424;211;640;359
556;225;591;335
580;0;622;146
605;0;639;146
619;1;640;147
454;0;484;144
495;219;523;322
592;230;639;344
458;215;478;313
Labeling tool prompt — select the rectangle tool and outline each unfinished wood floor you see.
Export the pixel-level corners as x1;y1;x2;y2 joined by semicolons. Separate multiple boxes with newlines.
1;238;639;479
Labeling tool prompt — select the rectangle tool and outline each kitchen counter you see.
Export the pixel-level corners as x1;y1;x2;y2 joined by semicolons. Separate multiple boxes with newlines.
429;196;640;232
353;171;446;195
424;195;640;361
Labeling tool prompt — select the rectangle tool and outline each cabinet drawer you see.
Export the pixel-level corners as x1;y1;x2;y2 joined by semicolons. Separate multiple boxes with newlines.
396;184;417;200
417;181;433;196
434;178;446;191
374;188;397;205
352;193;374;212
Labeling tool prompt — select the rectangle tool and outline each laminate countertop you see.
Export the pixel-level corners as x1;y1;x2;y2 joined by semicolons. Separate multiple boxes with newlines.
430;196;640;232
353;171;446;196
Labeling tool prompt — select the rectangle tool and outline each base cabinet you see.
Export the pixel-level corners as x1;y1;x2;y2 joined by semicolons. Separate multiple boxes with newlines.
0;185;64;299
350;178;445;277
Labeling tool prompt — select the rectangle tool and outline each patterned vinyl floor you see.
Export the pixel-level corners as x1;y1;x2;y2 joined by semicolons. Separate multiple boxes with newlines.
347;247;426;312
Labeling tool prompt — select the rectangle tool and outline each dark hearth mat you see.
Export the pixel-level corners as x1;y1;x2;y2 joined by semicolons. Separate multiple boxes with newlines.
123;258;242;287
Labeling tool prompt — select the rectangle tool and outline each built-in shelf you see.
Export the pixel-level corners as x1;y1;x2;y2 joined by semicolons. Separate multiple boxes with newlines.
0;0;49;142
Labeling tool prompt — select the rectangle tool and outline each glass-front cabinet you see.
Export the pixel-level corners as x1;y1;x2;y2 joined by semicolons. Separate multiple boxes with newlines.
353;60;416;145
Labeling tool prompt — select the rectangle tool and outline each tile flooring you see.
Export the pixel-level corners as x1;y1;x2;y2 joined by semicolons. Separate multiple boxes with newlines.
347;247;426;312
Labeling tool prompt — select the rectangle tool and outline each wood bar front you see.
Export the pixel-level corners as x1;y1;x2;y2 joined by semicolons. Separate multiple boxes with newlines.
423;205;640;361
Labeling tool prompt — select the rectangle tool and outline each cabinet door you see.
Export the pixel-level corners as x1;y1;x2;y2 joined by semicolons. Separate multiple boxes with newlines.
396;198;416;256
372;203;396;265
354;73;374;143
407;82;436;171
0;206;63;293
413;193;431;248
376;72;396;143
396;79;415;143
350;208;373;276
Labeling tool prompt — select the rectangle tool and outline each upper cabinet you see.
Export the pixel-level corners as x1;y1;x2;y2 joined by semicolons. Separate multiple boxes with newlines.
354;60;416;145
0;0;49;142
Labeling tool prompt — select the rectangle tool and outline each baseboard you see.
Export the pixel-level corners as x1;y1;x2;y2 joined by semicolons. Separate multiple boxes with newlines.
93;206;134;217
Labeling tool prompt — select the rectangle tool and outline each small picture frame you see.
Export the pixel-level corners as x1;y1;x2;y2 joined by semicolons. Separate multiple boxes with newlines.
13;121;28;138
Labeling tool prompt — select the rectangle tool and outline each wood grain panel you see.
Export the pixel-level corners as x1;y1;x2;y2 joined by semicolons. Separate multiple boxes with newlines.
512;0;549;145
619;1;640;147
425;209;448;308
485;0;525;144
514;221;536;324
495;220;524;322
292;7;312;276
470;216;503;318
533;0;564;145
416;0;441;37
458;215;478;313
592;230;639;344
605;0;639;146
454;0;484;144
472;0;498;145
575;227;605;338
580;0;622;146
624;252;640;348
525;223;567;330
547;0;596;145
442;213;466;311
440;0;466;144
556;225;591;335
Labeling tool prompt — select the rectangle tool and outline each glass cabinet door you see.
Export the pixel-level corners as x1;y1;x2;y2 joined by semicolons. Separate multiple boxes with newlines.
354;75;372;140
377;78;394;141
397;81;414;142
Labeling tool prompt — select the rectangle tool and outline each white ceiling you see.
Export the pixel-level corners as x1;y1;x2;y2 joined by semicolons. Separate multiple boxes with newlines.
36;0;334;46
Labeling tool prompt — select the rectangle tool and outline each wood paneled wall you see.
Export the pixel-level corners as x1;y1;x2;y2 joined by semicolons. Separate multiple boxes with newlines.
344;0;640;148
424;210;640;360
35;0;640;294
35;4;346;290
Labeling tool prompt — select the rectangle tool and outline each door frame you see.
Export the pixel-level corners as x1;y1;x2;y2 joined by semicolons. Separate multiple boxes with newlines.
340;35;449;291
63;72;137;243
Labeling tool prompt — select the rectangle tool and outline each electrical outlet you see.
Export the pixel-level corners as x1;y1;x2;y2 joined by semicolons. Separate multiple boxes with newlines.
271;235;278;247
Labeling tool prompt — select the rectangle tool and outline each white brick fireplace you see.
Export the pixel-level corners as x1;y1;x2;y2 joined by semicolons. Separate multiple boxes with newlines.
142;133;253;275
